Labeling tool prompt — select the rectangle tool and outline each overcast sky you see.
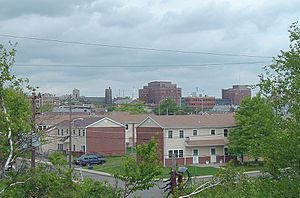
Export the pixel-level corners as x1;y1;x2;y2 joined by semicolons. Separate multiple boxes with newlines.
0;0;299;98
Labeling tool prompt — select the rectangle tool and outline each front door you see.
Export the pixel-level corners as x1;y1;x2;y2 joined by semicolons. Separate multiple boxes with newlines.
192;149;199;164
210;147;217;163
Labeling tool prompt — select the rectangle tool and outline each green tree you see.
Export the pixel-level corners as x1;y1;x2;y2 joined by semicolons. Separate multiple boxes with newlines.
258;22;300;174
114;139;163;197
0;44;32;176
181;22;300;197
114;101;147;114
2;153;121;197
154;98;179;115
229;95;279;162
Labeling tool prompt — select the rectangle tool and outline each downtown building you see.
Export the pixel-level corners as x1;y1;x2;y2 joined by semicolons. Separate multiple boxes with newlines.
181;95;216;111
139;81;182;105
222;85;251;106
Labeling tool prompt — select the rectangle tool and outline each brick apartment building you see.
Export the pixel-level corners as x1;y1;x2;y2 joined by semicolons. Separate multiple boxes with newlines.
42;117;126;156
222;85;251;105
136;113;236;167
181;96;216;111
139;81;182;105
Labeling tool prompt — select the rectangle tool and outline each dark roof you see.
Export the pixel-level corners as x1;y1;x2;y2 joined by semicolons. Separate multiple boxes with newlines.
56;117;103;128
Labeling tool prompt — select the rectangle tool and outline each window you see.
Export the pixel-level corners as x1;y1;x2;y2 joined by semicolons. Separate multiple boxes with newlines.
210;129;216;135
61;129;64;136
179;130;184;138
168;149;184;158
73;144;76;151
58;144;63;150
82;129;85;136
168;150;173;158
78;129;81;136
224;129;228;137
66;129;68;134
193;149;199;156
179;150;184;157
224;148;229;156
80;145;86;152
57;129;60;135
193;129;198;136
168;130;173;138
73;129;75;135
174;150;179;157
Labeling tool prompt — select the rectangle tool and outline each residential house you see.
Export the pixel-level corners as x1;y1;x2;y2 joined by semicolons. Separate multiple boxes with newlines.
107;112;148;148
136;113;236;166
42;117;126;156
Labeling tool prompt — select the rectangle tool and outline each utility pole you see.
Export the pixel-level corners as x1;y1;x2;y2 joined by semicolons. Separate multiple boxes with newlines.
68;95;72;169
171;153;177;196
31;91;37;169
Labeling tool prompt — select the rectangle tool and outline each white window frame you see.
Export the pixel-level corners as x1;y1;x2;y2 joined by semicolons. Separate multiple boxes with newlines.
168;130;173;138
168;149;184;158
80;145;86;152
179;130;184;138
192;129;198;136
224;129;228;137
210;129;216;135
58;144;64;150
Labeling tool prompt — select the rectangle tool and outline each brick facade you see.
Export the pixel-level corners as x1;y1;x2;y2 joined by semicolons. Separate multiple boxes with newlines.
86;127;125;156
136;127;164;164
222;85;251;105
139;81;182;105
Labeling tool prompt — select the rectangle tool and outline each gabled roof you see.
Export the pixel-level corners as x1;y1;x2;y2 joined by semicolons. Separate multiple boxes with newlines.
86;117;126;128
137;116;164;128
139;113;236;128
56;117;103;128
106;112;148;124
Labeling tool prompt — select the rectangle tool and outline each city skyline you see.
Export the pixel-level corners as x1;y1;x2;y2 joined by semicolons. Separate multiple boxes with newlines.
0;0;298;97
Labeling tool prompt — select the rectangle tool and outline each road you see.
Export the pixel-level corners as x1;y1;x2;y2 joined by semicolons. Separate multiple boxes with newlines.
75;169;262;198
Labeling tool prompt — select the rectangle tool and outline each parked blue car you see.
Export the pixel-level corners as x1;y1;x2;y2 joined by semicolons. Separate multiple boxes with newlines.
75;154;106;166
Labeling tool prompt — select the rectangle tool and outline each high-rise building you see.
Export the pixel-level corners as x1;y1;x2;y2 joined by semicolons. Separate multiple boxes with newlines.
73;88;80;99
105;87;113;104
139;81;182;105
222;85;251;105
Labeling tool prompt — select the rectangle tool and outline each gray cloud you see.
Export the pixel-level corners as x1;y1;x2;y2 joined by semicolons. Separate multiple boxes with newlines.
1;0;299;98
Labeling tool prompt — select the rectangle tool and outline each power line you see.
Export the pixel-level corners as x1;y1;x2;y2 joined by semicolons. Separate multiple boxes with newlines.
0;33;272;58
14;61;270;69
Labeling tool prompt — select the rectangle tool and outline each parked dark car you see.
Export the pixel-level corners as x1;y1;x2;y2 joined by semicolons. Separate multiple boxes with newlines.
75;154;106;166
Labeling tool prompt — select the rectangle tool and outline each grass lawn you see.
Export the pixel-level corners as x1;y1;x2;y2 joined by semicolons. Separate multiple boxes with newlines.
86;156;219;177
84;157;263;177
84;156;129;174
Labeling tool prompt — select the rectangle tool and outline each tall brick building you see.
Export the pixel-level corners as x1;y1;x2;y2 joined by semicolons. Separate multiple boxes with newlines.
222;85;251;105
139;81;182;105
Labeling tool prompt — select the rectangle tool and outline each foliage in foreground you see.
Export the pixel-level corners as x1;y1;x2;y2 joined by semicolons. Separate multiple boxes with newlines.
199;167;300;198
1;153;121;197
114;139;163;197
